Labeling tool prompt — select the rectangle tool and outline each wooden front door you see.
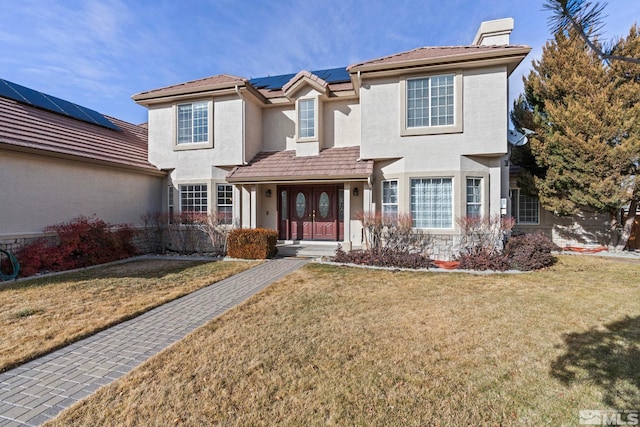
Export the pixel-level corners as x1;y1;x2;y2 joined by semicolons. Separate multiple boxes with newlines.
290;188;313;240
280;185;341;241
312;187;337;240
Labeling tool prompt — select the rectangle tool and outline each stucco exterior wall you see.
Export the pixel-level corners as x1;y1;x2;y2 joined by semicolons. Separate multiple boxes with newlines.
323;99;360;148
359;66;508;161
147;95;244;172
0;150;163;240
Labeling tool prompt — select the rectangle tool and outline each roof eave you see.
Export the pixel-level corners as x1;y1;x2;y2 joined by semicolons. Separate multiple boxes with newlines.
348;46;532;75
132;80;248;105
226;173;372;184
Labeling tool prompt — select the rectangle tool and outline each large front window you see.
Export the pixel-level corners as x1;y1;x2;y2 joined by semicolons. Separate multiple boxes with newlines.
411;178;453;229
180;184;208;213
216;184;233;225
511;189;539;224
407;75;454;128
382;180;398;220
298;98;315;138
177;102;208;144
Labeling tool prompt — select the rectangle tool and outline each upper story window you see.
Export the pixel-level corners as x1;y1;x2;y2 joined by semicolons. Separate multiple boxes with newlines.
401;73;462;136
298;98;315;139
177;101;208;144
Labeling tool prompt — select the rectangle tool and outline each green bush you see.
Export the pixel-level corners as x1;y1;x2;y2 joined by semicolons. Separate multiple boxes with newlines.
227;228;278;259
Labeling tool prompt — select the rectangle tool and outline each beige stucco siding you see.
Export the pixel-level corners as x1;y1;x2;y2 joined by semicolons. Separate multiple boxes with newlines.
0;150;162;238
147;96;244;172
262;107;295;152
323;100;360;148
359;66;508;161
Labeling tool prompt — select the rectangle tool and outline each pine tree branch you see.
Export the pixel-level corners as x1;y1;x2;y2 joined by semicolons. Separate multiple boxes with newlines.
544;0;640;64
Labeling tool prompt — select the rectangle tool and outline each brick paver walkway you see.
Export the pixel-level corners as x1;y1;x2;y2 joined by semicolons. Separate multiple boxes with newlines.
0;257;309;426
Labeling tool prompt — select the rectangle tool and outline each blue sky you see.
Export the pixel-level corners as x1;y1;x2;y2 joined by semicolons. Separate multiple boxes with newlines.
1;0;638;125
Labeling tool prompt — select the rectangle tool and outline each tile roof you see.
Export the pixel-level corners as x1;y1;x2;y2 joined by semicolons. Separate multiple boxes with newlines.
132;74;246;99
227;146;373;182
0;97;160;173
348;45;531;70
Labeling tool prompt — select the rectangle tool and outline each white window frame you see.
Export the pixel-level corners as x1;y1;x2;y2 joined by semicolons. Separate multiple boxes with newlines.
296;97;318;141
382;180;399;220
466;177;482;218
174;100;212;149
410;177;454;229
179;184;208;213
400;72;463;136
216;184;234;225
511;189;540;224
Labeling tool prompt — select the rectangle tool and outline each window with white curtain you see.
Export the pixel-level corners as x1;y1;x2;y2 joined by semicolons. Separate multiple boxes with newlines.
410;178;453;229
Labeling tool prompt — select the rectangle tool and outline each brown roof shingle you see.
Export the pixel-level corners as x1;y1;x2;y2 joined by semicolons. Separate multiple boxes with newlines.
132;74;246;100
0;97;160;173
348;44;531;71
227;146;373;182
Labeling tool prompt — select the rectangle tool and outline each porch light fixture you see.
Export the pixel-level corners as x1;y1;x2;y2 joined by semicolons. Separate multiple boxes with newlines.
265;189;272;198
353;187;359;197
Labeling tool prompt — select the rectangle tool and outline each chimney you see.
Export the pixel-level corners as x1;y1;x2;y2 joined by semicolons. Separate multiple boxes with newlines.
472;18;514;46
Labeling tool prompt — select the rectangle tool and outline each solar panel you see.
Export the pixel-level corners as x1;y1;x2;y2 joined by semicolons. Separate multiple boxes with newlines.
249;67;350;91
0;78;120;131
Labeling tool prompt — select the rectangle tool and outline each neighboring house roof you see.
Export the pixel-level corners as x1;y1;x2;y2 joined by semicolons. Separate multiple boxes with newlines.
226;146;373;183
0;96;162;174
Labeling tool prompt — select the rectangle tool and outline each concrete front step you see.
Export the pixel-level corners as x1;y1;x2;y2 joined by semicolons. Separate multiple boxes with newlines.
276;241;341;258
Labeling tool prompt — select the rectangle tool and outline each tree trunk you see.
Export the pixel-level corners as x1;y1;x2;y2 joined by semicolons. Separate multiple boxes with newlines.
617;198;638;251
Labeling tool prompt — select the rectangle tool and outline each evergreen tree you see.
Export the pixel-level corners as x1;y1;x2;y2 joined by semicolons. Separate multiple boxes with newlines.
513;28;640;249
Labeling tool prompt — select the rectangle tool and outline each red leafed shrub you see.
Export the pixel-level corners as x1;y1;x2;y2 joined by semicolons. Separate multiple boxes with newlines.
227;228;278;259
14;216;137;277
334;247;431;269
457;246;511;271
505;233;559;271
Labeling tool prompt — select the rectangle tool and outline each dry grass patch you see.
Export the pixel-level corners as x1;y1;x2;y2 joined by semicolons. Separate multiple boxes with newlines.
0;259;258;372
49;255;640;426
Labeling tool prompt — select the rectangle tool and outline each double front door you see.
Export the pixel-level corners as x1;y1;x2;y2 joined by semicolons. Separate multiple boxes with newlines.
278;185;343;241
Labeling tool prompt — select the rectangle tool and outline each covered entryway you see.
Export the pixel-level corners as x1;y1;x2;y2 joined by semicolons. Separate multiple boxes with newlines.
278;185;343;241
226;146;374;249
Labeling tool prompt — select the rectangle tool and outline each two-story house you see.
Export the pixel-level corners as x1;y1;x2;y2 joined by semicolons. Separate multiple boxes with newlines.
132;18;531;258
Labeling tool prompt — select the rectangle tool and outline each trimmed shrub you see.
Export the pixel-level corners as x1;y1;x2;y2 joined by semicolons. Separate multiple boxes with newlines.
505;233;559;271
14;216;137;277
227;228;278;259
334;247;431;269
457;246;510;271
